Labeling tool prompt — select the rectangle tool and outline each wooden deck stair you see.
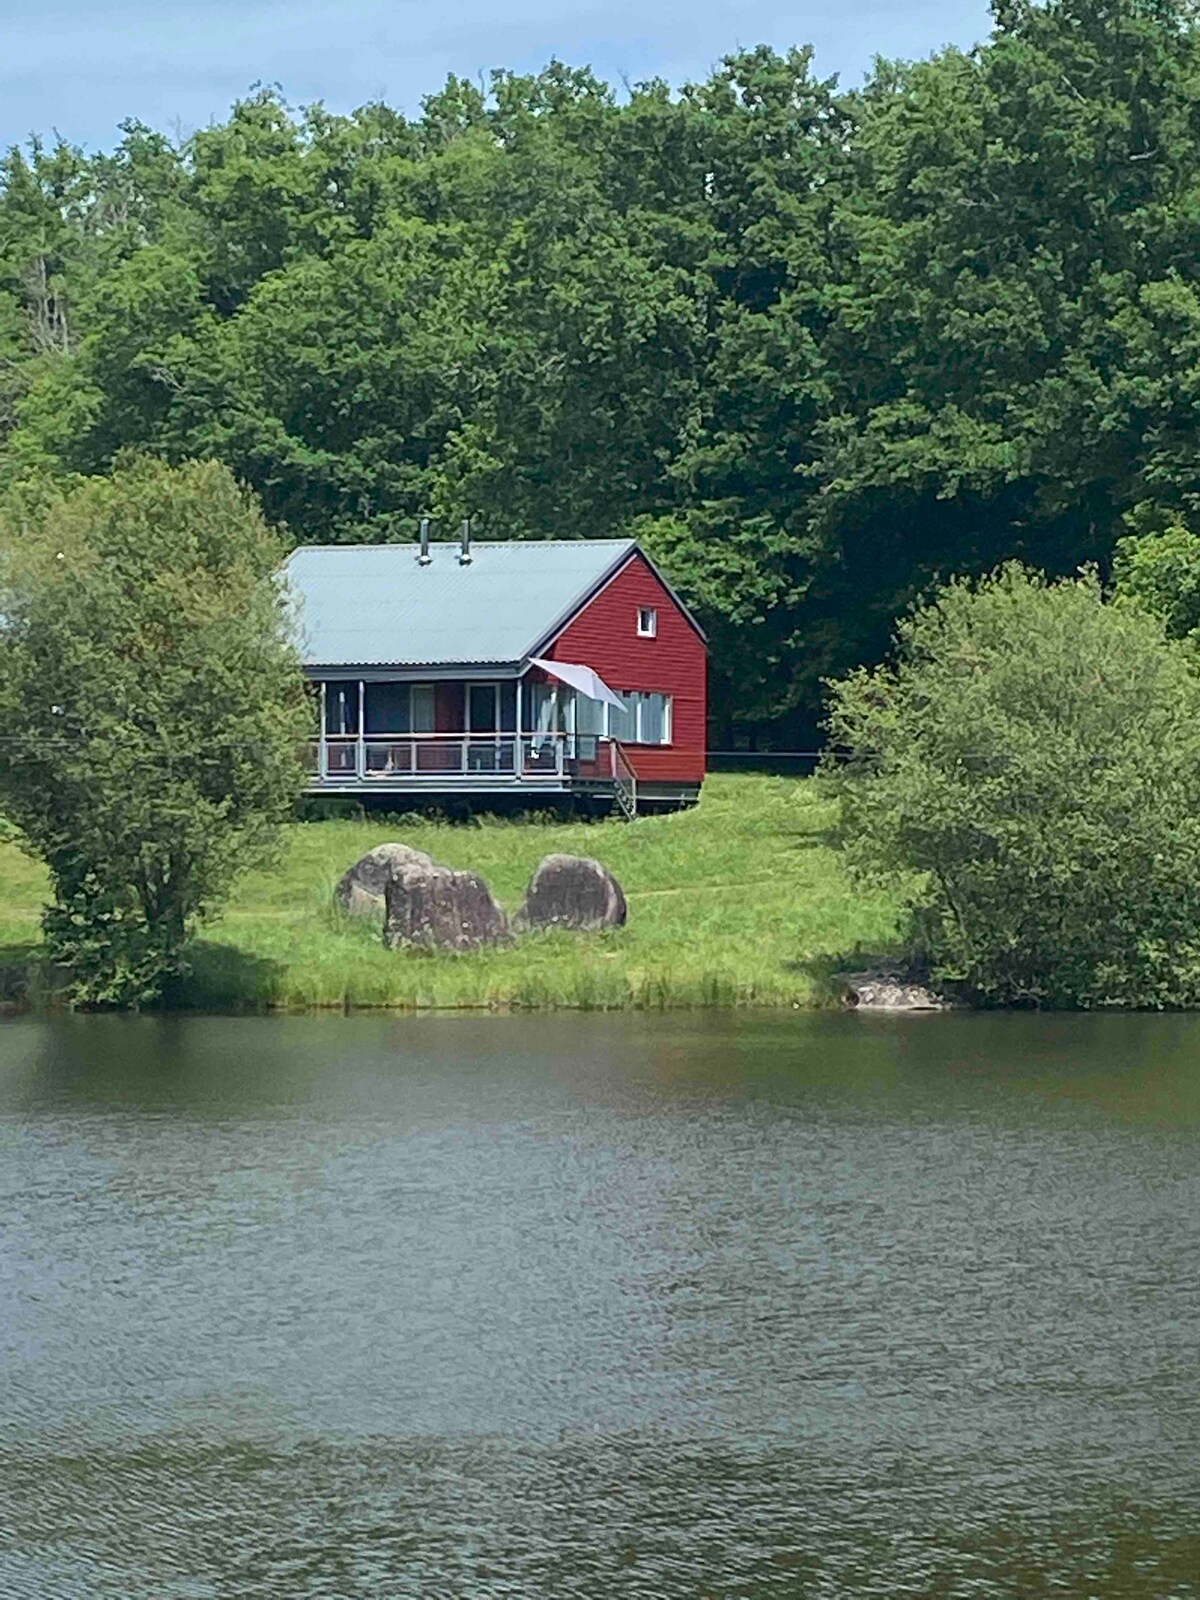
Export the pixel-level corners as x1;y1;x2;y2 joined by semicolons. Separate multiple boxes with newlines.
610;743;639;820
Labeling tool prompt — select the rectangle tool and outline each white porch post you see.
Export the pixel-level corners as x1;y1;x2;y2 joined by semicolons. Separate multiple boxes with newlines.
319;680;327;781
515;675;523;776
357;679;365;779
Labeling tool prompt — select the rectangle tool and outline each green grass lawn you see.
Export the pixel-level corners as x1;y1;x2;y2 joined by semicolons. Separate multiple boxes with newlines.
0;775;902;1011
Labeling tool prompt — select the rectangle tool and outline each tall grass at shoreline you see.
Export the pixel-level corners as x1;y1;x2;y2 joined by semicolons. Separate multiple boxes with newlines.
0;775;901;1012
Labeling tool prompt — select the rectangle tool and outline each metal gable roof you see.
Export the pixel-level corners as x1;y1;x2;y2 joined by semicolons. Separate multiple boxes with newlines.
284;539;637;668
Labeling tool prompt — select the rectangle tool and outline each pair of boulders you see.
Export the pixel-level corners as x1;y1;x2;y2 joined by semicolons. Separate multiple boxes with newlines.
336;844;502;951
335;844;626;953
335;843;434;917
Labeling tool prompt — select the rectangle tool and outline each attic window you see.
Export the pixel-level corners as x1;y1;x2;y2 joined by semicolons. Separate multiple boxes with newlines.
637;607;658;638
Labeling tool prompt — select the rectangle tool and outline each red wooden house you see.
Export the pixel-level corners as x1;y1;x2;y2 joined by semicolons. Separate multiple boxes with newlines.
287;526;707;815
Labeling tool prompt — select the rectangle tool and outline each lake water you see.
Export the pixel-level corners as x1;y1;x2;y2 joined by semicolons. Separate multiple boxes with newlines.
1;1012;1198;1599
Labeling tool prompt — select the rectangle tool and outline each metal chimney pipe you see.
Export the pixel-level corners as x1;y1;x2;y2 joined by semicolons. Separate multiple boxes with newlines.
459;517;473;565
417;516;432;566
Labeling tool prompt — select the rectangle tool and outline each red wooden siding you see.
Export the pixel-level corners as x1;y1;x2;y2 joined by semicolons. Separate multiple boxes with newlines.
545;553;706;783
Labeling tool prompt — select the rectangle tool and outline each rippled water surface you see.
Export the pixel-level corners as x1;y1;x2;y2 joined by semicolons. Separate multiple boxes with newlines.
1;1012;1199;1598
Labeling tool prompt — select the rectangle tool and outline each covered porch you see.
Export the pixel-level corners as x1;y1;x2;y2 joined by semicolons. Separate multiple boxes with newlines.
304;666;638;813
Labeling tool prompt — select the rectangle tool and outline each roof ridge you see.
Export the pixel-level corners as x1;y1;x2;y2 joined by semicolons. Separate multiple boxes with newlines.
287;537;636;554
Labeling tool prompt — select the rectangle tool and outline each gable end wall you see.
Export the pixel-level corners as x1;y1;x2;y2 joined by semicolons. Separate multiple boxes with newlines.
545;552;707;782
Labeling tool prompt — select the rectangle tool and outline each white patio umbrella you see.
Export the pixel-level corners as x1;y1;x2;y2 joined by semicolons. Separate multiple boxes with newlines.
529;658;628;711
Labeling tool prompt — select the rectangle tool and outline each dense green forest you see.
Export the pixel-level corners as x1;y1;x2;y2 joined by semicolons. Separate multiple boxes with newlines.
2;0;1198;742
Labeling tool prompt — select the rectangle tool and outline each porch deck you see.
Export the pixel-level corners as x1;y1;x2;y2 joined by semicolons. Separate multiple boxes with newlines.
304;733;639;816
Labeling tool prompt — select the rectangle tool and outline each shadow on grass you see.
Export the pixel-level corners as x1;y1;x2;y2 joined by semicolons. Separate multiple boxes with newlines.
0;942;288;1015
782;826;840;851
171;942;288;1013
784;945;911;1006
0;943;41;1012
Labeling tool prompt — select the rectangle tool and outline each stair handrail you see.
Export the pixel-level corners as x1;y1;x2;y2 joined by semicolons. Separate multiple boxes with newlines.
611;740;638;818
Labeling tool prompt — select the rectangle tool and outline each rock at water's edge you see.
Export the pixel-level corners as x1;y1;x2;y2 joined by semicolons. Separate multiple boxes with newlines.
514;853;627;933
336;843;435;917
843;973;946;1011
384;862;510;952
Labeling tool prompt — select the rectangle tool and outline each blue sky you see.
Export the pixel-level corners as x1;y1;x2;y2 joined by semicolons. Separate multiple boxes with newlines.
0;0;993;153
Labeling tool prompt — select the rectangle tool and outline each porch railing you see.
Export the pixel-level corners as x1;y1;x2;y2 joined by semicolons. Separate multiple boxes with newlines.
304;733;635;785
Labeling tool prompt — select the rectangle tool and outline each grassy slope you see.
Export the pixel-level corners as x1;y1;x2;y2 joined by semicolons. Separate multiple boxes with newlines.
0;775;901;1010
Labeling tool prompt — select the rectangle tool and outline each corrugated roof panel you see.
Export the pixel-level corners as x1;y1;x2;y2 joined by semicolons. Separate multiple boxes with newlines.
284;539;635;667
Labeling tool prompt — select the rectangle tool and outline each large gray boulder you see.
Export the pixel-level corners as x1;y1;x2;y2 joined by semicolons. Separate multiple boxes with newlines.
384;862;510;952
336;843;435;918
514;854;627;933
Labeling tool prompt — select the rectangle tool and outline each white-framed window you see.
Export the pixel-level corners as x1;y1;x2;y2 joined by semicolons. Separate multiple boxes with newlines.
527;684;674;746
410;683;436;733
357;681;435;735
635;692;669;745
608;693;637;743
637;607;658;638
608;691;672;746
572;693;605;738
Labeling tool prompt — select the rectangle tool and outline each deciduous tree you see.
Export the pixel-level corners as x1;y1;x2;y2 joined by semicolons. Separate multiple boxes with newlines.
0;457;308;1004
826;566;1200;1008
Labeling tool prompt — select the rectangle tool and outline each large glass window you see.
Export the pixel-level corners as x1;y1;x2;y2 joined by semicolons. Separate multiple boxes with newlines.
410;684;436;733
363;682;410;735
337;682;440;736
519;681;672;744
637;693;669;745
573;693;605;737
605;691;671;745
608;694;636;742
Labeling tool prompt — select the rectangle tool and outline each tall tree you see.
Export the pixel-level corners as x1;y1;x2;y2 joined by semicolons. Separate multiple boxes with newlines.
802;0;1200;706
6;6;1200;740
0;458;308;1005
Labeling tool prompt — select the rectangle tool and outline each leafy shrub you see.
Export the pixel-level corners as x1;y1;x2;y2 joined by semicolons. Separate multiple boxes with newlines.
0;457;310;1007
825;565;1200;1008
1112;509;1200;645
